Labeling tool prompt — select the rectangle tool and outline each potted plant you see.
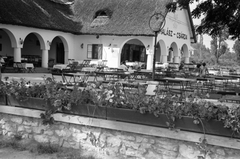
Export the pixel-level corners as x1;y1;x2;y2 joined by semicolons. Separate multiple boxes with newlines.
0;81;7;105
6;79;46;109
41;81;107;125
101;82;240;139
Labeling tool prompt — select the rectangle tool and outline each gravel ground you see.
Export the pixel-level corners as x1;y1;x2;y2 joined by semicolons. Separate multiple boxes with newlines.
0;147;57;159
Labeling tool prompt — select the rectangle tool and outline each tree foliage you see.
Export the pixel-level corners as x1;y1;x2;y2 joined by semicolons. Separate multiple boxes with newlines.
233;40;240;62
211;38;228;64
166;0;240;40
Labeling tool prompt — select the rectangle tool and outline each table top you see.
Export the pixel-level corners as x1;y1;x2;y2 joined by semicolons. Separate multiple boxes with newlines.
208;75;231;80
63;72;86;76
96;71;132;75
81;67;96;72
155;77;195;83
13;63;34;68
196;77;215;81
53;64;70;70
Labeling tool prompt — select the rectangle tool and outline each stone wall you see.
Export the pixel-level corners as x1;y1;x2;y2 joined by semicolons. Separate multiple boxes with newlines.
1;113;240;159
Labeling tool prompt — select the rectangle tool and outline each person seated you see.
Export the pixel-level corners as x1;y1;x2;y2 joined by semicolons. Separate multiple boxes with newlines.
200;62;209;77
119;61;129;71
192;63;201;77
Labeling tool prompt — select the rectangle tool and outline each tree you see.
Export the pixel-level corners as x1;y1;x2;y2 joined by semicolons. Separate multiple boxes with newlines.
190;42;214;64
233;40;240;62
211;37;228;64
166;0;240;40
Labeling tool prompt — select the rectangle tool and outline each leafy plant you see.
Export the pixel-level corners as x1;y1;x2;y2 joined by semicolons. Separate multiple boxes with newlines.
5;79;46;101
0;80;7;96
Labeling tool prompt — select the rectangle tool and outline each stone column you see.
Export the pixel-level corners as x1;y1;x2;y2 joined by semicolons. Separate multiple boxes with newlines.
64;51;69;64
184;57;190;64
161;55;168;63
13;47;21;62
146;50;153;70
173;56;180;63
42;49;49;68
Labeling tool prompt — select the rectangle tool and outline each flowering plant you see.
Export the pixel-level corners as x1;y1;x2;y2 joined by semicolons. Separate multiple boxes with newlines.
5;79;46;101
0;81;7;96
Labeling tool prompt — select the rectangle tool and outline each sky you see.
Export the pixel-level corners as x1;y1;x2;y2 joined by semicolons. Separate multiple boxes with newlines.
189;2;235;52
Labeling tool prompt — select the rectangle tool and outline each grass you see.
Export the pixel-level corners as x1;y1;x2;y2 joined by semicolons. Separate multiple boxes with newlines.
0;135;97;159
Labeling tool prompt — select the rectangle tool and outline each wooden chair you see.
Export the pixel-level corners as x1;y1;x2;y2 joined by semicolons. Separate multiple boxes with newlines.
51;72;65;83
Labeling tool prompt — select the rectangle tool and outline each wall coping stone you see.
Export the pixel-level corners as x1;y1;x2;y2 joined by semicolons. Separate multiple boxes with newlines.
1;105;240;150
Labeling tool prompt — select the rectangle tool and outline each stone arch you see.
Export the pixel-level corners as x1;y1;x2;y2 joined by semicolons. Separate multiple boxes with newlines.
120;38;147;68
23;32;45;50
170;42;178;57
0;28;17;48
168;42;179;63
0;28;17;67
180;44;188;58
180;44;189;63
21;32;45;67
49;35;69;64
156;40;167;63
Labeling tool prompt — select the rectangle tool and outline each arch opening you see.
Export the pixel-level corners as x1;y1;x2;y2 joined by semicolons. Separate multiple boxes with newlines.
49;36;65;65
121;39;146;69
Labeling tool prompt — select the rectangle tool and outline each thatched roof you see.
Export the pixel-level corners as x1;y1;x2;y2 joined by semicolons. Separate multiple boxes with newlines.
0;0;82;33
0;0;195;37
73;0;171;36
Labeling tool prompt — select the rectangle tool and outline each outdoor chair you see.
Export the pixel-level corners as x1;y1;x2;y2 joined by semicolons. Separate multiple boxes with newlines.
51;72;65;83
14;62;27;73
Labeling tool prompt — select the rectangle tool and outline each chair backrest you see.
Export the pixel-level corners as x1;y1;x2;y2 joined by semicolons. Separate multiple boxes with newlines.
15;62;24;68
82;60;91;67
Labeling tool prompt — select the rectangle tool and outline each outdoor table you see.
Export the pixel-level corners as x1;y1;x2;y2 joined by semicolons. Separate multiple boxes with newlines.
13;62;35;73
155;77;196;95
210;75;231;81
94;71;133;81
53;64;70;70
216;90;237;96
132;71;152;80
62;72;87;84
221;95;240;103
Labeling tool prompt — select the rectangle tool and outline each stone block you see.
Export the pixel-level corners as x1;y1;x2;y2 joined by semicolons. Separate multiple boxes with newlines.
23;119;38;127
154;141;179;151
136;136;148;143
49;136;59;144
119;144;126;154
3;123;16;132
105;147;119;157
125;148;137;157
11;117;23;124
140;143;152;149
44;130;54;136
178;144;201;159
17;125;25;132
116;134;135;141
0;118;7;125
55;129;71;137
22;134;29;139
24;126;32;133
72;132;88;141
99;133;113;147
144;150;163;159
122;140;140;150
107;136;122;147
34;135;49;143
2;130;7;135
69;127;81;133
215;148;226;156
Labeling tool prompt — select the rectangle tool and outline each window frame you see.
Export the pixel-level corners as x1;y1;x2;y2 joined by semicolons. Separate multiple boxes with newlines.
87;44;103;59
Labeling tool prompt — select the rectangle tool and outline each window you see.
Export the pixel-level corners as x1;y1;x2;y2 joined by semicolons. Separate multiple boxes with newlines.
87;44;102;59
